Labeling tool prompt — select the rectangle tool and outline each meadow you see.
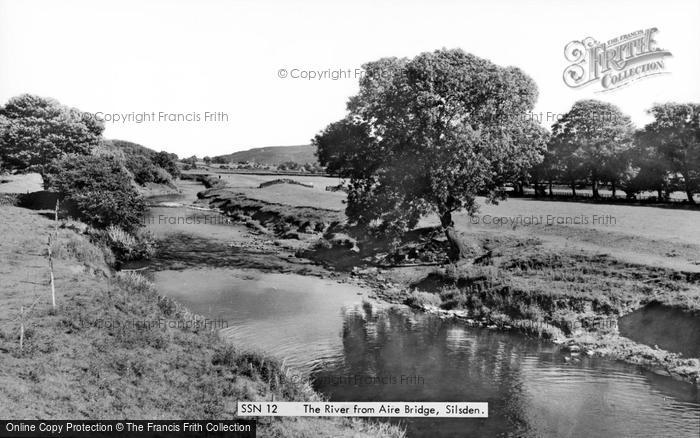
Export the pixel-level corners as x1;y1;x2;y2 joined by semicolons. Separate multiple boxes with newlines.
211;172;700;273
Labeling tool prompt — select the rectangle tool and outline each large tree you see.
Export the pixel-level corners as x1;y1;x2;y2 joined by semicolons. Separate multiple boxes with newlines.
637;103;700;204
314;49;547;260
0;94;104;170
550;100;634;199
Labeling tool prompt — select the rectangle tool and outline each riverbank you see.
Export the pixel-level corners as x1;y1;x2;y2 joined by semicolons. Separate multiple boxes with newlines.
193;182;700;385
0;205;404;438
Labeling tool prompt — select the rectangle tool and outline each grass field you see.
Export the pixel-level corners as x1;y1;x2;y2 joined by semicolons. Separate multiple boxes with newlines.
212;172;700;272
216;173;345;210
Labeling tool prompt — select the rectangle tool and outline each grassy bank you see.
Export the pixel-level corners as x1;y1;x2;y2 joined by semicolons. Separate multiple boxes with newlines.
0;205;403;437
194;184;700;384
199;187;343;238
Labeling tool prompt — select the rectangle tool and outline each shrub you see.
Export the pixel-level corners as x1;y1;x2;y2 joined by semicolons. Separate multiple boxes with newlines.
405;290;443;308
43;154;147;232
50;233;104;264
125;158;172;185
151;151;180;178
124;155;162;185
113;271;155;295
101;225;156;261
153;166;172;184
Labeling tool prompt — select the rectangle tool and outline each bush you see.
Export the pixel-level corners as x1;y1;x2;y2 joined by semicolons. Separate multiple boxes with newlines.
125;156;171;185
43;154;147;232
125;156;158;184
405;290;443;308
153;166;173;184
151;151;181;179
101;225;155;261
50;233;103;263
113;272;156;295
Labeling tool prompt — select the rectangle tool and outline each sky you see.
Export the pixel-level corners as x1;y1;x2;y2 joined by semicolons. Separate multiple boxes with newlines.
1;0;699;157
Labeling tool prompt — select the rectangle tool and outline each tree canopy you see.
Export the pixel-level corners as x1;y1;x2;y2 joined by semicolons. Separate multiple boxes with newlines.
549;100;634;198
314;49;547;260
0;94;104;170
637;103;700;203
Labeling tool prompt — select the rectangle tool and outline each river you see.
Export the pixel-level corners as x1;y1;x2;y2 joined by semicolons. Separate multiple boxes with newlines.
142;183;700;437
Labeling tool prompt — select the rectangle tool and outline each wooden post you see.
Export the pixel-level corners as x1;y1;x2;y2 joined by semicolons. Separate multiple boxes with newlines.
48;235;56;310
19;306;24;352
54;199;59;238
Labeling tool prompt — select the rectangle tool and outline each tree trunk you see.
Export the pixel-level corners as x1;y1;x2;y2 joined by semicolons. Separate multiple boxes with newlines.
570;180;576;197
440;211;469;261
548;179;553;197
687;189;696;204
611;181;616;199
514;182;523;196
591;172;599;199
683;172;696;204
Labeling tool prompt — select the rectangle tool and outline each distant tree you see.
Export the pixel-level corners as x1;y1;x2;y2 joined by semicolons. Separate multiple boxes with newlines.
601;148;633;198
314;49;546;260
203;156;212;165
0;94;104;170
182;155;198;170
43;155;146;232
506;122;550;196
152;150;181;178
622;137;670;200
637;103;700;203
530;143;558;197
126;155;160;185
550;100;634;198
211;156;227;164
278;161;300;171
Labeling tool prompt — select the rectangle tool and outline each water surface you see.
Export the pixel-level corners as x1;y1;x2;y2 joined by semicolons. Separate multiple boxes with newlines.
153;268;700;437
146;188;700;438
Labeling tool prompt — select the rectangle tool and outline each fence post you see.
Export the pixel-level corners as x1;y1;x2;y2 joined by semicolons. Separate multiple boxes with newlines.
19;306;24;352
48;235;56;310
54;198;59;238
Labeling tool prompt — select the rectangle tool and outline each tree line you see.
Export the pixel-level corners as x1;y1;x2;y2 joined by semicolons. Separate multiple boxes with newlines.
525;100;699;203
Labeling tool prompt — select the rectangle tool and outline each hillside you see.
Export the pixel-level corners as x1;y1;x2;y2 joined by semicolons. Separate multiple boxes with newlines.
102;139;157;158
215;145;318;165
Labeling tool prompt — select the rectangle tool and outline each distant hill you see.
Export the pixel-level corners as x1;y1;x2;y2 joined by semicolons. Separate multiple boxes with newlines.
214;145;317;165
103;139;157;158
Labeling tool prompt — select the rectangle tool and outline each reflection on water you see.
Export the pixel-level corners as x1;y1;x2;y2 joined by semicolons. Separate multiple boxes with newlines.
619;303;700;357
313;306;700;438
153;268;366;371
154;269;700;438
